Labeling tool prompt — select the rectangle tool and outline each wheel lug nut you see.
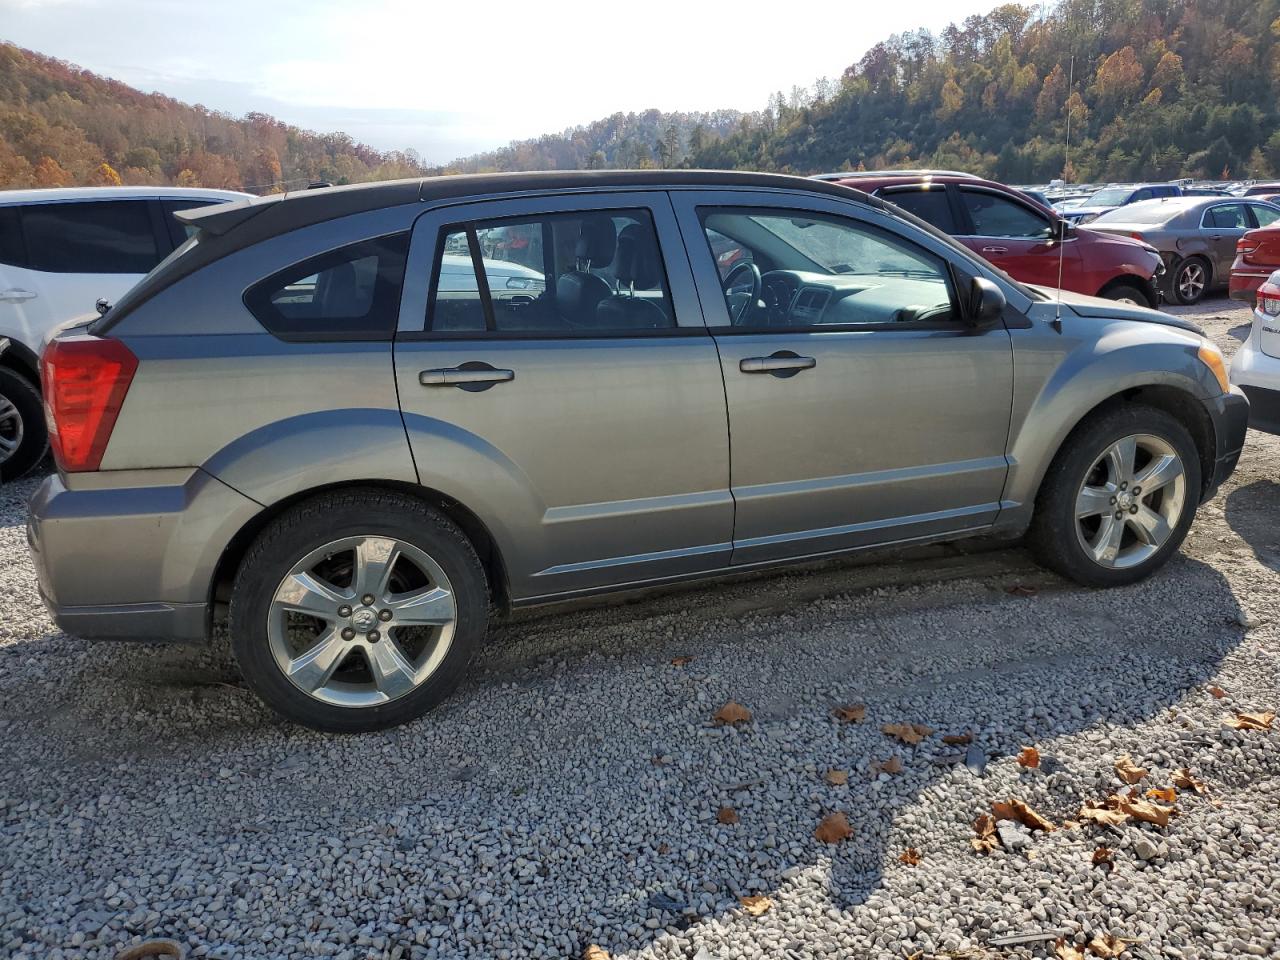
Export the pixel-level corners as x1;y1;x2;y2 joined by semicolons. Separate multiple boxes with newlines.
341;627;355;641
1109;496;1116;504
367;630;380;642
1119;481;1127;490
1132;486;1140;495
378;609;393;622
361;594;375;606
1114;511;1123;520
1129;505;1139;514
337;605;352;618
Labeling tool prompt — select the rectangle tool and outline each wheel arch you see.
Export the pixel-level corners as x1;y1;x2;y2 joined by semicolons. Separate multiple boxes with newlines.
0;338;41;386
1096;274;1156;306
208;479;512;633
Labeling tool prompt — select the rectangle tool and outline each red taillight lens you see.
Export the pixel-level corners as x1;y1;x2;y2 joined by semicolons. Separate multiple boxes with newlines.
1258;283;1280;318
1129;231;1145;242
1237;237;1259;261
39;336;138;472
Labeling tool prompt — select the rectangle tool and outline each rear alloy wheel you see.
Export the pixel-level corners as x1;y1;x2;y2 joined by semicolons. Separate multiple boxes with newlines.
1171;258;1209;305
231;490;488;731
1028;405;1200;587
0;368;48;481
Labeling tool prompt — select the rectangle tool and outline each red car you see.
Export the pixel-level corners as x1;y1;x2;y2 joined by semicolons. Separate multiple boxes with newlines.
1243;183;1280;197
1230;225;1280;304
820;172;1164;307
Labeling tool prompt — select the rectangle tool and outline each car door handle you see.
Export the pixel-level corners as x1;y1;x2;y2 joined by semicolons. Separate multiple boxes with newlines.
0;288;36;303
419;365;515;387
981;246;1009;255
739;354;816;374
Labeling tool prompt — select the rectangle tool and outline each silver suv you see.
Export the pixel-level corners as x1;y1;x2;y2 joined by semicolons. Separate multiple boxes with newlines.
28;171;1249;731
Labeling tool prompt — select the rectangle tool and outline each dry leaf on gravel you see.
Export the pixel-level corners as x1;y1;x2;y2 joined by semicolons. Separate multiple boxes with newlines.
1145;787;1177;803
1079;799;1129;827
739;895;773;917
1114;755;1148;784
814;812;854;844
713;701;752;725
1018;746;1041;768
1055;938;1086;960
670;656;693;667
1091;846;1113;866
1119;797;1173;827
971;814;999;855
899;847;921;866
871;755;903;775
716;806;739;825
1171;768;1208;794
1088;934;1129;958
1226;711;1274;731
1207;684;1227;698
832;703;867;723
824;769;849;786
942;732;973;745
993;798;1055;832
881;722;932;745
583;946;611;960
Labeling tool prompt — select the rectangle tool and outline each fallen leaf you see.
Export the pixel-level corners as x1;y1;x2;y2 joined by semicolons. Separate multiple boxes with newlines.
1114;755;1148;784
1091;846;1113;866
871;755;903;775
1118;797;1173;827
1207;684;1227;698
716;806;739;825
823;769;848;786
1226;711;1274;731
814;812;854;844
713;701;752;726
881;722;932;745
1079;800;1129;827
739;894;773;917
1005;583;1038;596
898;847;921;866
670;655;694;667
971;814;999;855
942;732;973;745
1055;938;1086;960
991;800;1019;822
832;703;867;723
1145;787;1178;803
1171;768;1208;794
1087;934;1128;958
1018;746;1041;768
1062;819;1081;830
583;946;611;960
993;798;1054;831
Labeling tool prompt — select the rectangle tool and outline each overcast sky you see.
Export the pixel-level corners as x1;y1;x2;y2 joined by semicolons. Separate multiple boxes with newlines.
2;0;1000;164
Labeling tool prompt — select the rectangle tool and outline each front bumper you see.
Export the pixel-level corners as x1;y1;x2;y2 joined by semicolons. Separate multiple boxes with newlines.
1201;388;1250;499
28;467;262;643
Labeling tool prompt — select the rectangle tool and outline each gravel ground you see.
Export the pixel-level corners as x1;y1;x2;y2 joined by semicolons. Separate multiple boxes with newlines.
1;296;1278;960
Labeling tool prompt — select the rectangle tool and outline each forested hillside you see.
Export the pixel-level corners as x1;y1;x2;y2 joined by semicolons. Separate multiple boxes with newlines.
3;0;1279;191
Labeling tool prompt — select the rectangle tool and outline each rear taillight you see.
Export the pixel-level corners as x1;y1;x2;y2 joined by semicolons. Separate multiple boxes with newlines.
1258;282;1280;318
39;336;138;472
1129;232;1145;243
1237;237;1259;262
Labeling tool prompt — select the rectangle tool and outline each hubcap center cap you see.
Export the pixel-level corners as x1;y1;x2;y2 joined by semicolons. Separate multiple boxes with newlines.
351;608;378;630
1117;491;1133;509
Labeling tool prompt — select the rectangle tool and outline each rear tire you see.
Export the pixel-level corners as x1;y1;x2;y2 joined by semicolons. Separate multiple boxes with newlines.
0;368;48;482
1100;282;1153;309
1169;257;1209;305
1028;404;1201;587
230;489;489;732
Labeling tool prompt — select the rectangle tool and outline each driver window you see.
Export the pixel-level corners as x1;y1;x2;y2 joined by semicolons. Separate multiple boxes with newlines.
696;208;956;328
958;188;1053;239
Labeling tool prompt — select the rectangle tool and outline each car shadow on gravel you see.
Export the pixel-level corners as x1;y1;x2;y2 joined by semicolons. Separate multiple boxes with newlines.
0;540;1250;957
1223;477;1280;572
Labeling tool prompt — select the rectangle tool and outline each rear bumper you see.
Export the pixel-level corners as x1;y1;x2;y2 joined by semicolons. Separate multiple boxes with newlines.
1201;388;1250;499
28;467;262;643
1229;270;1268;303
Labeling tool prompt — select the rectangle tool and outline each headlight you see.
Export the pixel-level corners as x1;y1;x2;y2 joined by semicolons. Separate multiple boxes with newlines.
1198;341;1230;394
1078;213;1099;224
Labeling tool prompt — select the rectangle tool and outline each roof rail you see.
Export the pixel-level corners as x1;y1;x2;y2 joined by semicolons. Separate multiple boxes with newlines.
812;169;981;181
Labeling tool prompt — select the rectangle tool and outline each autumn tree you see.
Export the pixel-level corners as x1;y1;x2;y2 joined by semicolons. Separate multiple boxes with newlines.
32;155;69;187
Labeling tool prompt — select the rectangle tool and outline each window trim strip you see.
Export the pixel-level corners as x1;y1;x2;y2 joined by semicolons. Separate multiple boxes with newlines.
465;224;497;332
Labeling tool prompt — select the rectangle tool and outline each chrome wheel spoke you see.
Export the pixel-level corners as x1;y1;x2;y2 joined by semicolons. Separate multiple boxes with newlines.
388;586;455;626
0;396;23;460
1076;483;1115;519
1134;453;1183;495
1129;505;1171;547
276;571;347;619
1089;513;1126;564
366;638;418;699
354;536;400;599
286;630;349;693
1104;436;1137;483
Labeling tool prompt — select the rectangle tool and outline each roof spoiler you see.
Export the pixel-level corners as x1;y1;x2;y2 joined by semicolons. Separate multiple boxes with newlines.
174;195;281;236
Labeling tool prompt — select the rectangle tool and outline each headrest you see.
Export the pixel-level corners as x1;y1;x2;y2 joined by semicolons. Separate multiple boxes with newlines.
614;223;662;289
574;216;617;268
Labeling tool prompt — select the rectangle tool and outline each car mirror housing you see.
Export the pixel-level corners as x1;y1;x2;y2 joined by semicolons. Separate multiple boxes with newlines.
1052;219;1076;242
968;277;1006;328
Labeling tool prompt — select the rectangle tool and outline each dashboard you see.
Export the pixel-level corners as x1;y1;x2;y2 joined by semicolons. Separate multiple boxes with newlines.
750;269;953;327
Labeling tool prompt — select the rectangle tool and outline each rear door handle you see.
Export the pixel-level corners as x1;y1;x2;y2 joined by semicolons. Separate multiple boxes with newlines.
981;246;1009;255
0;288;36;303
739;354;816;374
419;364;514;387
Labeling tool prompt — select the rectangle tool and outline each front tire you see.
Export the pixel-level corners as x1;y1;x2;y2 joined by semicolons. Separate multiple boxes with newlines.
1028;404;1201;587
1170;257;1209;305
230;489;489;732
1100;282;1153;309
0;368;48;482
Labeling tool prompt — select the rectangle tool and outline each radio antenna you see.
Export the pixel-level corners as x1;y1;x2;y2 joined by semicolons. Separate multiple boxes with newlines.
1054;53;1076;331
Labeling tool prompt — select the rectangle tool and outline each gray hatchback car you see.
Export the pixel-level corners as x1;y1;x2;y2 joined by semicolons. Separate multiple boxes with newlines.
28;171;1249;731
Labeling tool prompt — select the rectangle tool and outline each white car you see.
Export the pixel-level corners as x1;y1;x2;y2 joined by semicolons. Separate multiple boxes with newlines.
1230;267;1280;435
0;186;251;478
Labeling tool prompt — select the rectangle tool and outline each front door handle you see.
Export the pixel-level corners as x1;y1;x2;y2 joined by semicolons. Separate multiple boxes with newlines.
0;288;36;303
420;364;514;389
981;246;1009;255
739;354;816;374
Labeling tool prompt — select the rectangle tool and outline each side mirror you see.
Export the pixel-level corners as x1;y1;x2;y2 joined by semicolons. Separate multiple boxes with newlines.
968;277;1006;328
1052;219;1076;242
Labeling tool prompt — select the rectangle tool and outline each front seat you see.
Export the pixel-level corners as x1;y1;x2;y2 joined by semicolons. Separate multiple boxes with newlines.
556;217;616;327
597;223;670;329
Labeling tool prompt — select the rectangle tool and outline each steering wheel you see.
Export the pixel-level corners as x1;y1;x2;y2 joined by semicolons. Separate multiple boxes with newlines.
721;260;762;325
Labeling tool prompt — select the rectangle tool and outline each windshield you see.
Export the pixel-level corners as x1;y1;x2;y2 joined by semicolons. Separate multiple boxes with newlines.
1093;202;1178;225
756;216;936;276
1085;188;1134;207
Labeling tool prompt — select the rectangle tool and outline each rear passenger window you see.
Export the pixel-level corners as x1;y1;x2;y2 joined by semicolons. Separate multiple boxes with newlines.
0;208;24;268
426;210;674;335
883;189;958;233
21;200;159;273
245;233;410;341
